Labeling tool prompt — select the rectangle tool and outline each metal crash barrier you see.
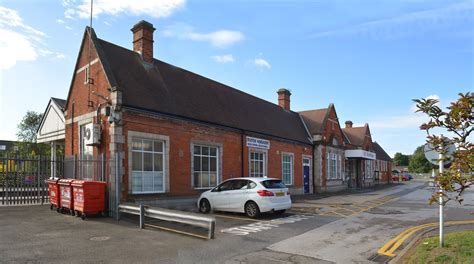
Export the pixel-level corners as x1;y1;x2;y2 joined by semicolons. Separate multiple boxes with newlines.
118;204;216;239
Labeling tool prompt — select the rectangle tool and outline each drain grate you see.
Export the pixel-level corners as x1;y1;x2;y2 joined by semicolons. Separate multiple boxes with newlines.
368;253;391;263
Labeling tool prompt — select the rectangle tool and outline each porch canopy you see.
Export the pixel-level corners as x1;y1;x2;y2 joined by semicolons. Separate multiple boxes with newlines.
37;98;66;144
345;149;376;160
37;98;66;178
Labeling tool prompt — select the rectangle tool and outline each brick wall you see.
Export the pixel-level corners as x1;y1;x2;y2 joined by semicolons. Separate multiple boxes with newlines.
122;110;312;200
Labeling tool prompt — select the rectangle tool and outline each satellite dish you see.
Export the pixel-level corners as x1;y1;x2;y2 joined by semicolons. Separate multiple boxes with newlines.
424;143;455;166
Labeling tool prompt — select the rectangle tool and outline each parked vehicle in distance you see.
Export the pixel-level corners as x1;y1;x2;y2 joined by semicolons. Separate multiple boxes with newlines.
392;175;409;182
197;177;291;218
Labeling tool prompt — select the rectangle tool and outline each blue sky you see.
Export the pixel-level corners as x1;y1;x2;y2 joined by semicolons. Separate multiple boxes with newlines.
0;0;472;156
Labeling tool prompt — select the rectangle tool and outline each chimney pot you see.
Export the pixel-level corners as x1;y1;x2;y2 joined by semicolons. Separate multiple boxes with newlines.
345;120;353;128
277;88;291;111
131;20;156;63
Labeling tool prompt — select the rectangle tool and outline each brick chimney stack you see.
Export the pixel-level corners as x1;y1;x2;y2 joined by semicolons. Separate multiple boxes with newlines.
277;88;291;111
131;20;156;63
345;120;353;128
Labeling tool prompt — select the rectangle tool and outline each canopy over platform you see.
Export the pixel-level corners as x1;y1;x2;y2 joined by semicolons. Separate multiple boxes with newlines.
37;97;66;144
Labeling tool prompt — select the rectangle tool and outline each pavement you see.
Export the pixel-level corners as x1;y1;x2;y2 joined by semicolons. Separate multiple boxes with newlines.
1;181;473;263
267;182;474;263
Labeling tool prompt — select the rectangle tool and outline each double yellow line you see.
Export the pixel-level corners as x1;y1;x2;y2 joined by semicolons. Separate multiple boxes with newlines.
377;220;474;257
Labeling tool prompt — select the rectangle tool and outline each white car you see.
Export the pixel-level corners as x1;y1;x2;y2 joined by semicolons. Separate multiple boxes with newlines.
197;177;291;218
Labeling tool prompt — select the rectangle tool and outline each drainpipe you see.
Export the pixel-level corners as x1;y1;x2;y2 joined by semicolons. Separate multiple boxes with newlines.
71;103;75;154
241;131;245;177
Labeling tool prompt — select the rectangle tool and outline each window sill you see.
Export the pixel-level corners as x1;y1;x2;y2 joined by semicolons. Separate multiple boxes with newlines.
130;191;166;195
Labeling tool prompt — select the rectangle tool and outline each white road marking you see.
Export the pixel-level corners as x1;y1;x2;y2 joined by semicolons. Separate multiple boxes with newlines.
221;215;313;236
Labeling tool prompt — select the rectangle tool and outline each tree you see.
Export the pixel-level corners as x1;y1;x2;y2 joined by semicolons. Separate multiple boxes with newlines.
408;145;434;173
15;111;49;156
414;92;473;205
393;152;410;166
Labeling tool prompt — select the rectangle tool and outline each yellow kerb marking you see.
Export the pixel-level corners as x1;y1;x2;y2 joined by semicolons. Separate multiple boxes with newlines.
377;220;474;257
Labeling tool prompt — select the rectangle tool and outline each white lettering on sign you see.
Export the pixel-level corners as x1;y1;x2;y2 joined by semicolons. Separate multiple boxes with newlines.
246;136;270;150
221;214;313;236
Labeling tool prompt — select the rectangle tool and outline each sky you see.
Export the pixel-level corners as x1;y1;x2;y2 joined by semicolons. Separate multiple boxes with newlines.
0;0;472;157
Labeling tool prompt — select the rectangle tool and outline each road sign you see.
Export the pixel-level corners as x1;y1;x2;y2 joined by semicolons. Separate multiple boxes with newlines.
424;143;455;166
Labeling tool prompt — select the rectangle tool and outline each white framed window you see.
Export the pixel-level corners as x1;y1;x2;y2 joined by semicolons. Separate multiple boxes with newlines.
365;160;374;179
84;66;90;85
249;151;266;177
326;152;343;180
193;145;219;189
131;138;165;194
282;153;294;185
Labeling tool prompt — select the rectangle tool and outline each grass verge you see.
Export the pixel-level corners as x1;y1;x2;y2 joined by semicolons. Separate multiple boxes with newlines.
401;230;474;264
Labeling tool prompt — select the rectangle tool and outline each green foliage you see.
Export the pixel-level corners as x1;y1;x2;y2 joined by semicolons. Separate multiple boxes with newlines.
14;111;49;157
393;152;410;166
414;92;473;205
408;146;434;173
402;230;474;263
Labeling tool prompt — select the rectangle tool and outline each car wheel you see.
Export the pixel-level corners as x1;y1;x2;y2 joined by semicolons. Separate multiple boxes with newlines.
245;201;260;219
274;210;285;215
199;199;211;214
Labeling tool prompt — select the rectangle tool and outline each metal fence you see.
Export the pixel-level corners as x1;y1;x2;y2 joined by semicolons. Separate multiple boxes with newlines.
0;154;120;217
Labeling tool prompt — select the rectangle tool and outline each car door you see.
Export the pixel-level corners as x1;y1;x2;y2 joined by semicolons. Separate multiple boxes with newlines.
209;180;233;210
226;180;250;211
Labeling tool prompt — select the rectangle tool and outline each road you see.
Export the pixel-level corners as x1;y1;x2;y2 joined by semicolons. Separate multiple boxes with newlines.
0;181;472;263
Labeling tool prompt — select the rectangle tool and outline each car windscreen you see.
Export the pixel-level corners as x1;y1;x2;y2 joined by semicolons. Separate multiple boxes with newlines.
261;180;286;189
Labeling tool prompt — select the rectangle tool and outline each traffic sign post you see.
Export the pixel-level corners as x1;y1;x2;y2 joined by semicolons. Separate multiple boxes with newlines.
424;139;455;248
438;152;444;247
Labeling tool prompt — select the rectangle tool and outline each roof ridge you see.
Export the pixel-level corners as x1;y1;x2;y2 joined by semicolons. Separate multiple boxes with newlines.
97;37;299;116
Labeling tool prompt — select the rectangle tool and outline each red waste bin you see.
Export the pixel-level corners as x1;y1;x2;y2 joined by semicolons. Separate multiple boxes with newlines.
72;180;106;220
58;179;75;215
46;178;60;211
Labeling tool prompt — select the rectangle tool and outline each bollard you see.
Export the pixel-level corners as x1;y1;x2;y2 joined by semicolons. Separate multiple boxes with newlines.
139;203;145;229
209;220;215;239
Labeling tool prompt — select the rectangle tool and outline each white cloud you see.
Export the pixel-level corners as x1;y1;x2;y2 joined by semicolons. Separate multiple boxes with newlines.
0;28;38;70
0;6;45;37
163;23;244;48
310;1;474;39
188;30;244;48
64;0;185;19
56;19;65;24
254;58;271;69
0;6;62;70
104;21;111;26
65;25;73;30
211;54;235;64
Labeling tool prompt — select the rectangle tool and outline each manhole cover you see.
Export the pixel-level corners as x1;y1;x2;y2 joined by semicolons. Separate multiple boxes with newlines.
89;236;110;241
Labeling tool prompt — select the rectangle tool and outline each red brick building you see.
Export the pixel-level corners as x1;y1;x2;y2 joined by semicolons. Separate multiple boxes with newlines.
373;142;393;184
342;122;377;188
62;20;392;202
64;21;313;202
299;104;347;192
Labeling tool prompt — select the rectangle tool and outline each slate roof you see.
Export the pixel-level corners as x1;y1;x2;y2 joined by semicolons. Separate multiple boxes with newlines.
299;108;328;135
342;126;367;147
91;30;312;144
373;142;392;161
51;97;66;111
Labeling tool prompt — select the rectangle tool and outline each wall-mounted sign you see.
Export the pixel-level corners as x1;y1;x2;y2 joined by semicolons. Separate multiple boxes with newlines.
0;145;6;151
246;136;270;150
345;149;376;160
